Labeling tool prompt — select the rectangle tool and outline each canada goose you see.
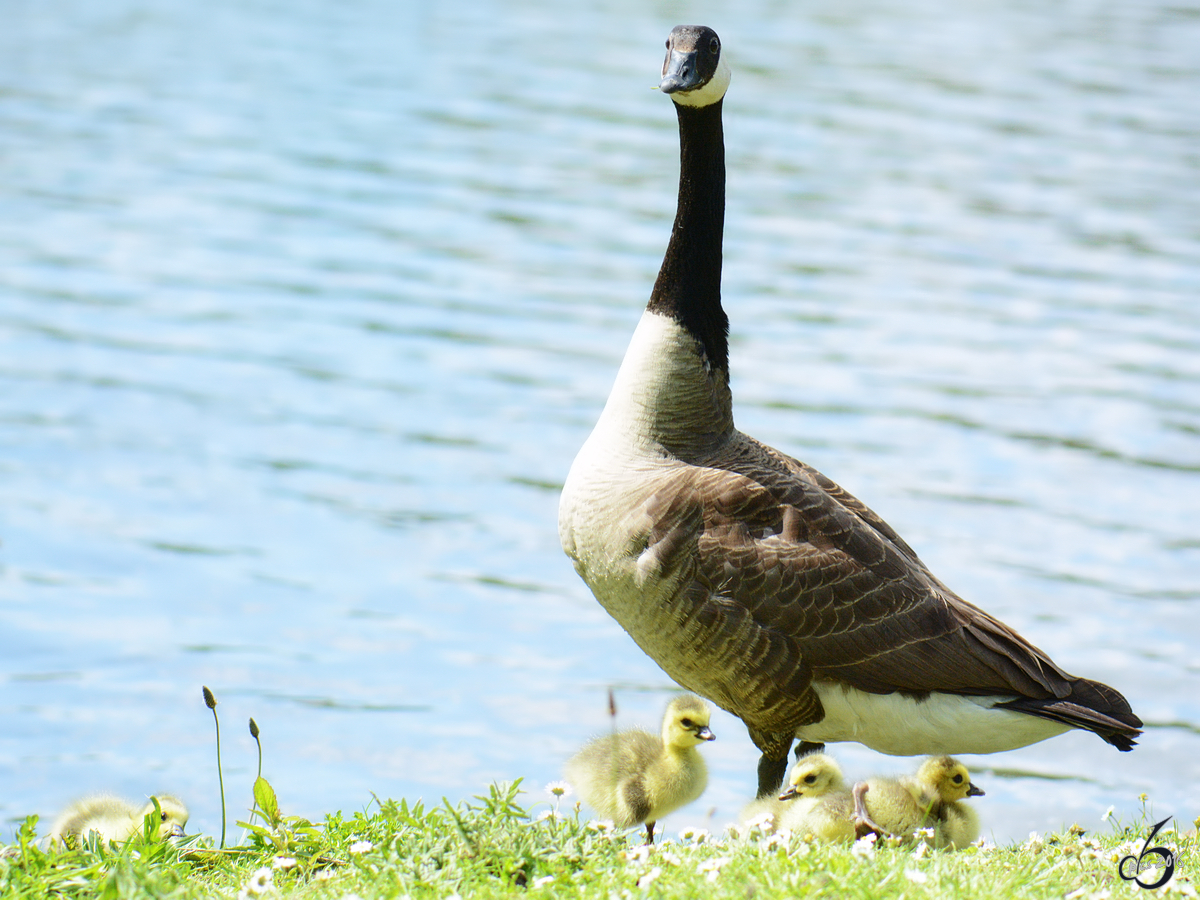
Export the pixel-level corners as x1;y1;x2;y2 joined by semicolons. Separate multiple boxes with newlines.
49;793;189;847
852;755;982;847
557;24;1143;799
564;693;714;843
775;753;855;842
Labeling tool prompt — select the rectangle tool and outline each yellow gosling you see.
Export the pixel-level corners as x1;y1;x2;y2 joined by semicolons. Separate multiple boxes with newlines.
49;794;189;847
936;782;984;849
775;753;855;842
565;694;714;843
852;755;983;847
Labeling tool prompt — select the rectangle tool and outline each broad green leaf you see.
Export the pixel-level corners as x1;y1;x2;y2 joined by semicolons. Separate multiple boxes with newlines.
254;777;280;823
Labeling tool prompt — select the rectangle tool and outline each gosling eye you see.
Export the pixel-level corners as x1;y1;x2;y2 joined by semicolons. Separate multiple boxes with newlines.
665;39;670;49
161;812;169;821
709;37;720;54
680;718;694;728
952;773;964;784
803;774;817;784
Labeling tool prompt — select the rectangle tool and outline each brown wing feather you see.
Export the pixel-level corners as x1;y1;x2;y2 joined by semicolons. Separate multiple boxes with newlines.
641;436;1080;738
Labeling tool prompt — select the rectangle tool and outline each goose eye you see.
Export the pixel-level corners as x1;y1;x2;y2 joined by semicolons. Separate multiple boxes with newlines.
665;39;670;49
161;812;169;821
680;718;694;728
952;774;963;784
803;774;817;784
709;37;719;54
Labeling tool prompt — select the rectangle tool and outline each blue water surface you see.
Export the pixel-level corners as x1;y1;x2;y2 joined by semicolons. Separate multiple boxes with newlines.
2;0;1198;844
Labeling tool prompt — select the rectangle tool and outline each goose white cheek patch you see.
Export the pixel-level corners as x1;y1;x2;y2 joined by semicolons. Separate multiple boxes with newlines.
666;54;731;108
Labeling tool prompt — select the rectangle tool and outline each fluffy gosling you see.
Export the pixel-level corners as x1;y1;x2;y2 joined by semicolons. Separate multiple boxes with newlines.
852;755;983;847
776;752;856;842
738;751;849;837
934;776;984;849
565;694;714;843
49;794;189;847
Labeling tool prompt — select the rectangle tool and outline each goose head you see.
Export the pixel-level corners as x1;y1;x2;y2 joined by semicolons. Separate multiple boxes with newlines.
917;756;985;803
778;753;847;801
660;25;731;108
663;694;716;749
140;794;190;840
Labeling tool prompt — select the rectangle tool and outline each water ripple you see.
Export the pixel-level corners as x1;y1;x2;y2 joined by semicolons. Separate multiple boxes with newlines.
1;0;1197;844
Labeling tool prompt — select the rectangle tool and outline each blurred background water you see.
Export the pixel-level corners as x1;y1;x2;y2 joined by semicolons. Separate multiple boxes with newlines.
2;0;1198;845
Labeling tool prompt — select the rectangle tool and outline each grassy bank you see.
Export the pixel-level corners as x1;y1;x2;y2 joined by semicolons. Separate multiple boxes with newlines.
2;781;1194;899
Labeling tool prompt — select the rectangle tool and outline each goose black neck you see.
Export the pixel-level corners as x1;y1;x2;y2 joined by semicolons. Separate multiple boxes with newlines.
647;99;729;373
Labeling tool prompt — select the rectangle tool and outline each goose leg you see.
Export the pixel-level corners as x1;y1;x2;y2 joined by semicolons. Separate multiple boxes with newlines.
851;782;885;839
756;752;790;798
750;728;795;797
644;821;656;845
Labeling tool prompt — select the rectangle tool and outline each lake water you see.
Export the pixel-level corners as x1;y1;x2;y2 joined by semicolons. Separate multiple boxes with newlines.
2;0;1198;846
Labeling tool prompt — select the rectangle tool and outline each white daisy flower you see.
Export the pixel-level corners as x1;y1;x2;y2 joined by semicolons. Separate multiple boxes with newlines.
236;867;275;899
851;833;877;858
762;832;789;852
637;866;664;889
622;844;652;866
545;781;572;799
696;857;732;883
743;811;775;835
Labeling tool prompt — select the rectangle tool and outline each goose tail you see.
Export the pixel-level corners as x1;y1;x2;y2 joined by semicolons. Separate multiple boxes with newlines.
998;678;1143;751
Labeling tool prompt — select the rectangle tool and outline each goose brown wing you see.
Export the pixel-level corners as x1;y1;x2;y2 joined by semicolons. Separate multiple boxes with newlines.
761;442;928;572
655;450;1078;732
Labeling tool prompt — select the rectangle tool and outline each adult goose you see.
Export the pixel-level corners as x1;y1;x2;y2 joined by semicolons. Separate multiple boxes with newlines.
557;24;1143;799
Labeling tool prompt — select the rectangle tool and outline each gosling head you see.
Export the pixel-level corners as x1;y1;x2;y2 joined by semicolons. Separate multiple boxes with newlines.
917;756;984;803
778;753;847;801
659;25;731;108
662;694;715;749
139;794;190;840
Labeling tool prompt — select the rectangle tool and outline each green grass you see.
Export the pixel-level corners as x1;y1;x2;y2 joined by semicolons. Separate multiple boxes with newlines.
2;780;1195;899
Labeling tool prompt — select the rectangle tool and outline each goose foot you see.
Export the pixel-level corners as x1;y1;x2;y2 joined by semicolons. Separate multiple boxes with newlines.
851;782;886;839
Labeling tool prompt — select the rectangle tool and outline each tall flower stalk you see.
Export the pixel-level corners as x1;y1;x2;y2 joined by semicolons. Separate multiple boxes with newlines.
203;686;226;849
248;717;263;827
